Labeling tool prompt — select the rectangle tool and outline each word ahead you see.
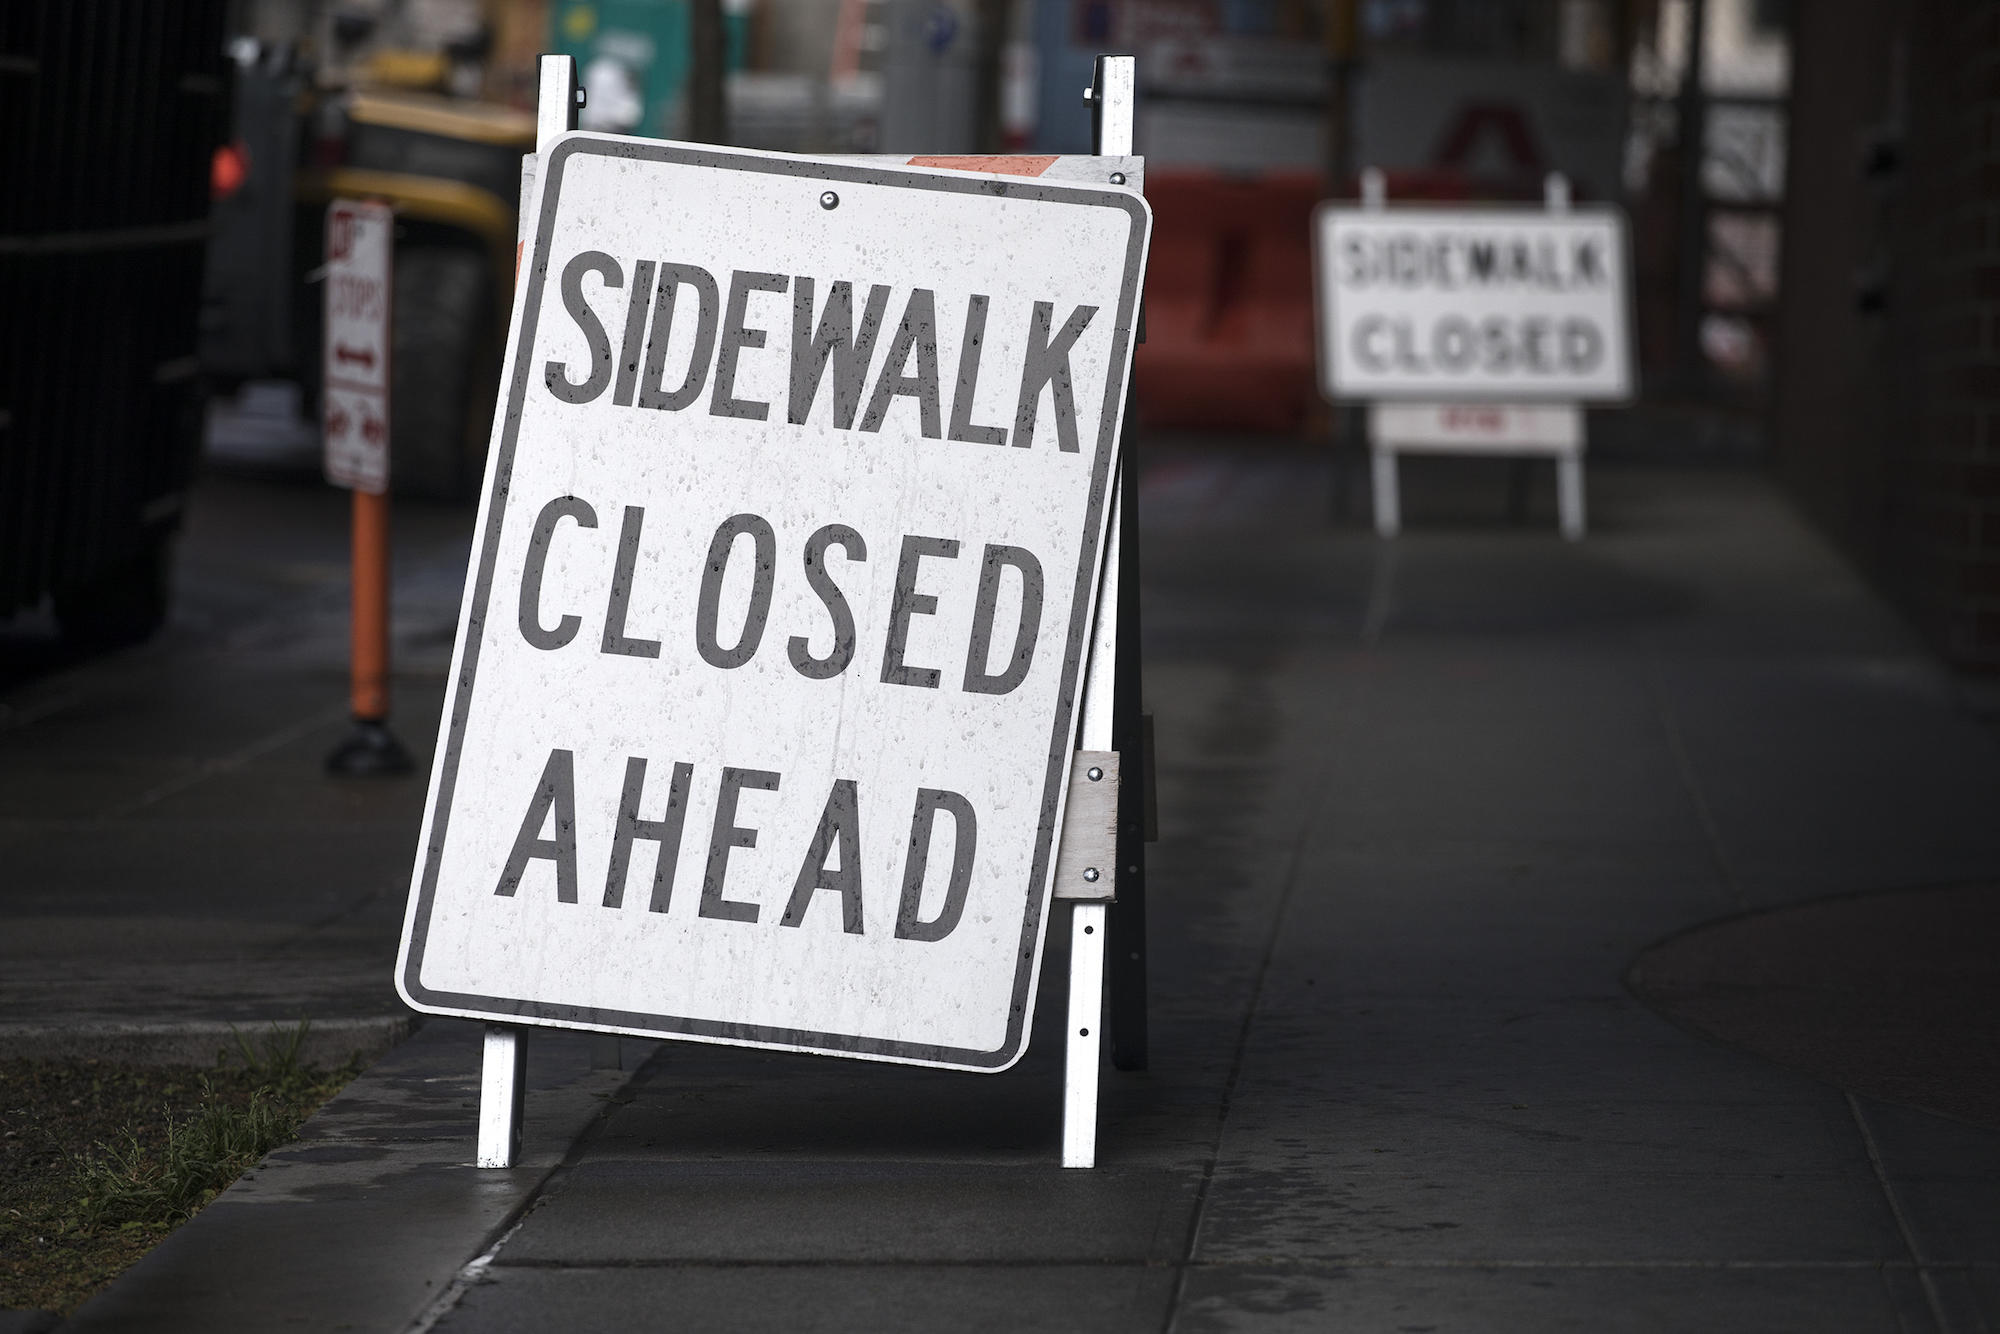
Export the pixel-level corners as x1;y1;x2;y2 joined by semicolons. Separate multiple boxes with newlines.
1315;205;1632;402
493;751;978;943
396;135;1150;1071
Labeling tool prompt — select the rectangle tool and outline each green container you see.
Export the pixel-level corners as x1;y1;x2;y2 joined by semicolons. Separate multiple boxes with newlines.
552;0;749;139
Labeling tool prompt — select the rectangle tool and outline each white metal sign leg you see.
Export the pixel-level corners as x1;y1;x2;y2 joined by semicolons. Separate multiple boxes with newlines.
1053;52;1138;1171
1060;445;1122;1169
477;1025;526;1168
1545;173;1587;544
1557;451;1586;541
1371;446;1402;537
1062;903;1108;1168
473;53;577;1174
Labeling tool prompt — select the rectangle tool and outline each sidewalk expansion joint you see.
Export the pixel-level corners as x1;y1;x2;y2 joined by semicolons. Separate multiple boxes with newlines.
1163;745;1336;1334
400;1045;659;1332
1639;646;1746;910
483;1257;1188;1272
1847;1091;1955;1332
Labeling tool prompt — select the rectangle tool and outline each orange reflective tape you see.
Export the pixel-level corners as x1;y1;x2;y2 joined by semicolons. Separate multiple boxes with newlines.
906;154;1058;178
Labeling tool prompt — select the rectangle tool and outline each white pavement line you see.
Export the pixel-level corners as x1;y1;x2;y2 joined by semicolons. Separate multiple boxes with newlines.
98;705;347;819
1848;1092;1955;1334
1639;647;1746;910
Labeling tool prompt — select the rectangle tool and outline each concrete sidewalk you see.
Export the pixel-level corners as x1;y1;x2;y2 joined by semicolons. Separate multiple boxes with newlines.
9;453;2000;1332
0;474;469;1065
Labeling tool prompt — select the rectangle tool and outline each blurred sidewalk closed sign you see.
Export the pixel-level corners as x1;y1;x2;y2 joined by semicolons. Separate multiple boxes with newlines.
396;135;1150;1071
1314;206;1632;402
323;200;393;492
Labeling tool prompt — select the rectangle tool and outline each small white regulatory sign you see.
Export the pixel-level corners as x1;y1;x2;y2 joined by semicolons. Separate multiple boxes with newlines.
1315;205;1632;402
396;135;1150;1071
323;199;393;493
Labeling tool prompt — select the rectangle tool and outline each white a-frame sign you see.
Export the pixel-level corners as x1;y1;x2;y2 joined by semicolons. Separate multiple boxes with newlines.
396;56;1151;1168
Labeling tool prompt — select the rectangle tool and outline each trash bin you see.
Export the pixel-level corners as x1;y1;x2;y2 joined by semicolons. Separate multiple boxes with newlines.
0;0;229;645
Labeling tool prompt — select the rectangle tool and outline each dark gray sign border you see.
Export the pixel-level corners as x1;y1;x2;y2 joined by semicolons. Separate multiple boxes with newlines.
399;136;1147;1070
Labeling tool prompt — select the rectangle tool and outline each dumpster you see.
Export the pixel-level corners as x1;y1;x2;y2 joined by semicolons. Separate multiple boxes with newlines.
0;0;229;645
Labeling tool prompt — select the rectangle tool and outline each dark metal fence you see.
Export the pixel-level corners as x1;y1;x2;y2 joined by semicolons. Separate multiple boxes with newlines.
0;0;228;628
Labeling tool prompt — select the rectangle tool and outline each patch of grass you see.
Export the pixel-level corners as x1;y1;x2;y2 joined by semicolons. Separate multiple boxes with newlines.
0;1023;358;1314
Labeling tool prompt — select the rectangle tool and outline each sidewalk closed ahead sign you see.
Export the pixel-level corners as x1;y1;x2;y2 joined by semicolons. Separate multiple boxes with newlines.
396;136;1150;1071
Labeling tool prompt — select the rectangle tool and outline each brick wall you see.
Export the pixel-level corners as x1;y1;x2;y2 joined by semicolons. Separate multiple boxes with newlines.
1774;0;2000;669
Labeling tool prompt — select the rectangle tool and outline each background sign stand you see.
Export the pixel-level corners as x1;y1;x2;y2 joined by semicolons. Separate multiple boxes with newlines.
1359;167;1590;542
473;53;1148;1173
1094;57;1154;1088
1062;51;1152;1168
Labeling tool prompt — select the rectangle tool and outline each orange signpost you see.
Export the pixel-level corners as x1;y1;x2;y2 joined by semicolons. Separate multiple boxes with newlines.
323;198;411;775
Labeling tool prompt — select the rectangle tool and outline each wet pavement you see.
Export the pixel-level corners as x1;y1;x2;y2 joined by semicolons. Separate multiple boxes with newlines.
7;447;2000;1331
0;474;466;1061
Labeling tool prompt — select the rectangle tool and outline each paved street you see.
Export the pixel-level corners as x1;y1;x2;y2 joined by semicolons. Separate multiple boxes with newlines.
6;448;1999;1332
